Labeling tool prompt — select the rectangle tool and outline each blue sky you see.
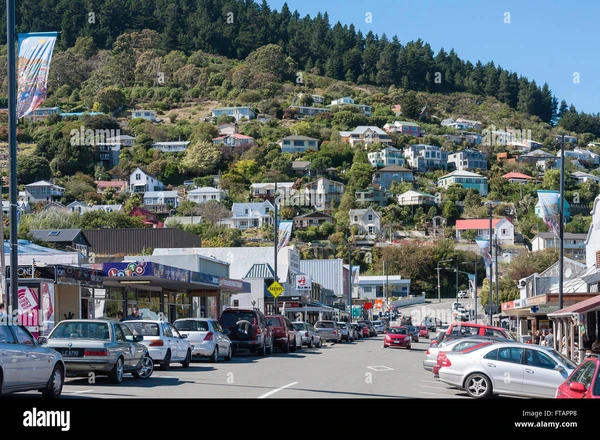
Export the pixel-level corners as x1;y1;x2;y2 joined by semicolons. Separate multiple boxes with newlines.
268;0;599;114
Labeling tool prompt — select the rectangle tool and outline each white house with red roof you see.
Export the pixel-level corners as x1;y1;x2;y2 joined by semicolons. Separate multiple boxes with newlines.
455;218;515;245
502;172;534;184
212;133;256;148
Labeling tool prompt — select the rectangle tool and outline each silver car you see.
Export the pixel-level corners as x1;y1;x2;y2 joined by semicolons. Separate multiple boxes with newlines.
437;342;577;399
40;319;154;384
337;322;354;342
423;336;512;373
0;317;65;398
315;320;341;343
174;318;233;362
292;322;322;348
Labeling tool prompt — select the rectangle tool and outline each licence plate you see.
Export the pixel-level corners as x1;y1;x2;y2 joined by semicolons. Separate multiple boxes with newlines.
59;348;83;357
393;340;402;344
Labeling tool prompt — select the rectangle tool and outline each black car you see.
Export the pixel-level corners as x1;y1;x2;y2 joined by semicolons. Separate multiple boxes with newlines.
219;308;274;356
405;325;420;342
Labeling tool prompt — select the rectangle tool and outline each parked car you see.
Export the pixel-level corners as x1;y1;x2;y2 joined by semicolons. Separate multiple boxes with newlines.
415;325;429;339
367;324;377;337
422;317;445;332
40;319;154;384
556;354;600;399
0;318;65;398
453;307;469;322
424;336;514;373
458;291;469;298
337;322;354;342
350;323;362;340
437;342;577;399
430;322;515;347
372;321;385;334
292;321;322;348
173;318;232;362
266;315;300;353
219;307;274;356
357;322;370;338
405;325;419;343
432;341;496;376
123;319;192;370
383;326;411;349
315;320;342;343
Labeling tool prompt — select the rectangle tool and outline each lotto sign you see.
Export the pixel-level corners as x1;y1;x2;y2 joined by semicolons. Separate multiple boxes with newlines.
268;281;285;298
375;299;383;309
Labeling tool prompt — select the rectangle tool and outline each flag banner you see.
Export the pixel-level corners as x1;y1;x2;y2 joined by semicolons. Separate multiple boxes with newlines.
351;266;360;284
475;238;493;277
17;32;58;119
537;190;560;236
467;273;476;293
277;220;293;251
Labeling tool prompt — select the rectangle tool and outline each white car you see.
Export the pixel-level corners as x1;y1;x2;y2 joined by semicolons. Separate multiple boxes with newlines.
122;319;192;370
437;342;577;399
372;320;385;334
458;291;469;298
173;318;233;362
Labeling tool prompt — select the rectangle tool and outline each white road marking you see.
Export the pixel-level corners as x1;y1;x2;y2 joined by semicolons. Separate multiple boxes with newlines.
257;382;299;399
65;389;94;394
367;366;394;371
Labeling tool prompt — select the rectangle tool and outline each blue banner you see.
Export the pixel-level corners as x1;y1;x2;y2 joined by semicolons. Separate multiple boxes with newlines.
537;190;560;236
17;32;58;119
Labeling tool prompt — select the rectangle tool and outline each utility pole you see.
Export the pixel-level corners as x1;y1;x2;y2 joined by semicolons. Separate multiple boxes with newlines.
7;0;17;314
488;202;493;326
385;259;389;318
455;260;459;308
559;135;565;310
273;182;278;315
494;231;499;312
347;241;352;320
474;260;478;324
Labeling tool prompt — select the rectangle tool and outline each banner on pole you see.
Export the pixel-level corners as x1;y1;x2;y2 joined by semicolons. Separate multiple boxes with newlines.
536;190;560;237
17;32;58;119
467;273;476;293
351;265;360;284
277;220;293;251
475;238;493;276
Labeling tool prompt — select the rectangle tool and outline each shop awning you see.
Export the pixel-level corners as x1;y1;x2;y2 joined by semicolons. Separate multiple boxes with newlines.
548;294;600;318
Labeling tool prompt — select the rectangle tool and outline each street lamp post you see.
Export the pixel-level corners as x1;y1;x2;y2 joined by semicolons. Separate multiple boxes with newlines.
559;135;565;311
455;260;459;307
436;259;453;303
462;261;478;324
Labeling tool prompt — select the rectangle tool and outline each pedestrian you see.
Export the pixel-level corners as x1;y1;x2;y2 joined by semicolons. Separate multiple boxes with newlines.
125;307;142;320
583;333;593;350
592;338;600;354
117;310;124;321
0;303;5;315
540;330;546;346
545;329;555;348
534;330;541;345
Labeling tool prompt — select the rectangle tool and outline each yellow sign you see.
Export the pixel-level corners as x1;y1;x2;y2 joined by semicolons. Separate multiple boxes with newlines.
268;281;284;298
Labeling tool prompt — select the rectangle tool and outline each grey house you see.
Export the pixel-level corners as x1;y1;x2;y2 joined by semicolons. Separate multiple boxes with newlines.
29;229;91;257
24;180;65;203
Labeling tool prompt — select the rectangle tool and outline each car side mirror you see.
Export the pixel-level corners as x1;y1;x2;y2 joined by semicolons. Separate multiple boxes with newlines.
569;381;587;393
38;336;48;345
133;335;144;342
181;334;188;339
554;365;565;373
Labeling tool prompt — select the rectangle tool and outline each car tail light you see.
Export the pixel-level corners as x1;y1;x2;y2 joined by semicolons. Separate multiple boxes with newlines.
440;355;451;368
149;340;164;346
255;325;262;335
305;332;309;337
204;332;214;341
426;349;430;355
332;331;337;335
84;349;107;356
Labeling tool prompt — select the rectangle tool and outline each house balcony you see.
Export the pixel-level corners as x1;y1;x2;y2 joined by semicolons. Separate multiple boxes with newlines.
143;204;170;214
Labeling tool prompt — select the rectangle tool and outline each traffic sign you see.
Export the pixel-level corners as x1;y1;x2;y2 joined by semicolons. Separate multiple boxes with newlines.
267;281;284;297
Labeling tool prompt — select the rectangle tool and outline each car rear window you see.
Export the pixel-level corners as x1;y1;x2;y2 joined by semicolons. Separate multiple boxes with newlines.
266;317;283;327
174;320;209;332
293;323;306;331
124;321;160;337
50;321;110;340
315;321;335;328
221;311;255;327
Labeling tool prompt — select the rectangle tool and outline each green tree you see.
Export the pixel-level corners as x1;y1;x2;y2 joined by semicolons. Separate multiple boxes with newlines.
17;155;52;185
400;91;421;120
179;140;222;175
79;211;145;229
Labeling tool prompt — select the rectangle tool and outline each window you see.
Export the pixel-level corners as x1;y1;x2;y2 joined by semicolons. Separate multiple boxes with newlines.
163;323;173;338
525;348;558;369
497;347;524;364
211;195;216;200
114;325;126;342
568;361;595;388
0;325;16;343
12;325;35;346
135;173;141;180
368;215;373;221
363;286;372;293
368;226;374;234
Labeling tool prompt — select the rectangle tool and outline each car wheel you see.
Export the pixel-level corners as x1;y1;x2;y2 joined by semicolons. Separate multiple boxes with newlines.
266;337;273;355
42;364;64;398
224;344;233;361
258;340;266;356
109;357;124;384
209;346;219;363
181;349;191;368
282;338;290;353
383;343;388;348
133;355;154;379
465;373;492;399
308;338;313;349
290;338;297;352
161;350;172;371
296;339;301;351
407;344;411;350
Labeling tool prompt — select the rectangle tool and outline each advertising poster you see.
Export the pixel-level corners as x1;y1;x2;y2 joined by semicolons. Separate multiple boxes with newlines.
537;190;560;236
40;282;55;336
18;286;39;338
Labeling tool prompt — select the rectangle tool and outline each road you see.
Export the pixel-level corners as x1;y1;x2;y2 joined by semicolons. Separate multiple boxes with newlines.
10;301;474;399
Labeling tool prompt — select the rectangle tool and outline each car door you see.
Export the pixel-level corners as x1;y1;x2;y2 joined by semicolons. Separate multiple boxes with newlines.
480;346;525;394
522;348;570;397
114;323;135;367
161;323;179;361
0;324;24;389
560;361;596;398
212;321;228;353
11;324;53;385
169;323;186;360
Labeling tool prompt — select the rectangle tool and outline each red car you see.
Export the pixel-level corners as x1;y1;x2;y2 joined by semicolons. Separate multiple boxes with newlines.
358;322;370;337
383;326;411;349
556;355;600;399
266;315;298;353
415;325;429;339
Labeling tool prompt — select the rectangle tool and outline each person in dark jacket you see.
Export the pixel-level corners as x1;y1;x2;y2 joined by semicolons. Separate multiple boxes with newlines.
125;307;142;320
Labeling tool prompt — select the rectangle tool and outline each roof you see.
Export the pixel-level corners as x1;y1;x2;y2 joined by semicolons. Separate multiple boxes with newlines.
132;167;159;180
188;187;222;194
392;121;420;127
30;229;86;243
503;172;533;180
349;208;381;219
152;141;190;146
244;263;275;279
212;133;255;140
439;170;485;179
294;211;335;219
25;180;64;189
292;161;311;169
96;180;127;188
280;135;319;141
350;126;387;135
398;190;436;198
534;232;588;240
377;166;412;173
251;182;294;189
3;239;67;255
90;204;123;212
455;218;505;230
547;294;600;317
143;191;181;198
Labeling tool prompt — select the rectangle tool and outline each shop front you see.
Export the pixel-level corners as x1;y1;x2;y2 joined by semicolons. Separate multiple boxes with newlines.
100;261;249;322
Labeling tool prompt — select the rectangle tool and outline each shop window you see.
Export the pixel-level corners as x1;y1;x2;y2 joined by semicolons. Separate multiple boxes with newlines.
233;300;239;307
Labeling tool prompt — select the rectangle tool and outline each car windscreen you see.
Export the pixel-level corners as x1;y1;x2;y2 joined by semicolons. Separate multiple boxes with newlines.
315;321;335;328
221;312;255;327
124;321;160;337
551;349;578;370
388;327;407;334
174;320;210;332
50;321;110;340
292;323;306;331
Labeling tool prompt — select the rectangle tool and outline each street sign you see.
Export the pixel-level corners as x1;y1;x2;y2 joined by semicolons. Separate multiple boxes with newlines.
267;281;284;298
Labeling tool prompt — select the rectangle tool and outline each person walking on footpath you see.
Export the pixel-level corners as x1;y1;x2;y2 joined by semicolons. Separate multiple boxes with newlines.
545;329;555;348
